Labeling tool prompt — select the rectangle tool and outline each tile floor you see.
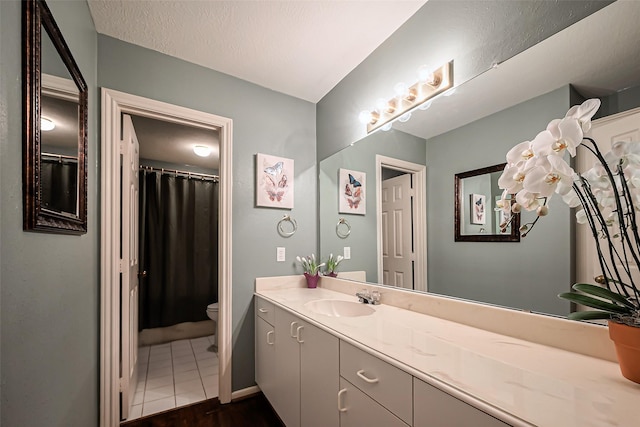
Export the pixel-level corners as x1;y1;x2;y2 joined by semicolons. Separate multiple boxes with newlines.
126;335;219;420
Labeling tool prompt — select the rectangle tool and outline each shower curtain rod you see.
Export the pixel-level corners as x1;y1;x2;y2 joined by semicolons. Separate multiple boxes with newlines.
42;152;78;162
139;165;219;182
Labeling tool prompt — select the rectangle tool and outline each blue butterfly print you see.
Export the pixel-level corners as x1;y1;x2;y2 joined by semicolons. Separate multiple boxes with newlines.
264;162;284;177
348;174;362;187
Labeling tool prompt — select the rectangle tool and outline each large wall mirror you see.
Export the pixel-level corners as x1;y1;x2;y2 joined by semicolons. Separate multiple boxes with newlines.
319;1;640;317
23;0;88;234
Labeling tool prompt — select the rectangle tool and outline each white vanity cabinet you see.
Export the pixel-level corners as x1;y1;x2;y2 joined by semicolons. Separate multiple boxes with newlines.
270;305;340;427
413;378;511;427
256;295;513;427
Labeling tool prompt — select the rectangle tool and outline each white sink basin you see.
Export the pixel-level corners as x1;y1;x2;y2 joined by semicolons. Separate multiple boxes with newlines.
304;299;375;317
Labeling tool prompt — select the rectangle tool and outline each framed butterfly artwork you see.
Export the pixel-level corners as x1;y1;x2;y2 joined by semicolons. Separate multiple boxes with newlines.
339;168;366;215
256;153;294;209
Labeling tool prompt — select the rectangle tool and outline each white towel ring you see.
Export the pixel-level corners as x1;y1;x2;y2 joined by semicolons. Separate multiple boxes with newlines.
278;215;297;237
336;218;351;239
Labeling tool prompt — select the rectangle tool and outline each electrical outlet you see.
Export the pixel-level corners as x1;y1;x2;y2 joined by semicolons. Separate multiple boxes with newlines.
343;246;351;260
277;247;286;262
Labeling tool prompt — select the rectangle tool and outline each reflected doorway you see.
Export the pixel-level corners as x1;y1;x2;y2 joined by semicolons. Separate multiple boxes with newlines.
376;155;427;292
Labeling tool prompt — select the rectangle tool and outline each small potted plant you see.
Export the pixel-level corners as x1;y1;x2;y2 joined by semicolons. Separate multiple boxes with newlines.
499;98;640;383
296;254;324;288
324;253;344;277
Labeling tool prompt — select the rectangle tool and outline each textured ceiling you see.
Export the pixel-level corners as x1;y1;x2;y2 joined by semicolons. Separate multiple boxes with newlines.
88;0;427;103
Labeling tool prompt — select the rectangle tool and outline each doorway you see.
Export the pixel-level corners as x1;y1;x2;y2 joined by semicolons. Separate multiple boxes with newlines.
100;88;233;427
375;155;427;292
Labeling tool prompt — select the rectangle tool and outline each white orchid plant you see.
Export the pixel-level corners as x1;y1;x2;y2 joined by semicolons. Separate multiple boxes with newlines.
324;253;344;275
296;254;324;276
498;98;640;325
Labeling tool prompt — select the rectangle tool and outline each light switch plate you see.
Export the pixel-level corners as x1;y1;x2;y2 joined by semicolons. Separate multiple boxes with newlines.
343;246;351;260
277;247;286;262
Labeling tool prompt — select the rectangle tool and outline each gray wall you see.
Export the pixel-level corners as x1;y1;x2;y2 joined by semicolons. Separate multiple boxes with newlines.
316;0;611;161
426;86;573;316
97;35;317;391
319;130;426;283
0;1;99;426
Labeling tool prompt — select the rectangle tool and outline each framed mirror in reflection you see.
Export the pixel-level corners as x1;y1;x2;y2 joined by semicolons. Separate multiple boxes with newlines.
23;0;87;234
454;163;519;242
318;1;640;317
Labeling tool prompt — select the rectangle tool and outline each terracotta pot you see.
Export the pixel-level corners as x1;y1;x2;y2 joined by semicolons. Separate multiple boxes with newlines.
608;320;640;384
304;272;319;289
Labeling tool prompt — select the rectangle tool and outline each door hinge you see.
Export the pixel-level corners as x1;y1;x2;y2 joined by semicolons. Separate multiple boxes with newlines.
118;377;124;392
119;140;126;155
119;259;124;273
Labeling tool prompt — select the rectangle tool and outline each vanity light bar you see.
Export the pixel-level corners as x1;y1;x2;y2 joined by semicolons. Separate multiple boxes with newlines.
365;61;454;133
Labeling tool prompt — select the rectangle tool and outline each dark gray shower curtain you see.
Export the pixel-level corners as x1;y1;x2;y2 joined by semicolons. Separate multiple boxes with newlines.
139;171;219;330
41;158;77;214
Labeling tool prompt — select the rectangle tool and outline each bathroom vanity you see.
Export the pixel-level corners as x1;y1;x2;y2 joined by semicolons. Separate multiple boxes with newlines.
255;275;639;427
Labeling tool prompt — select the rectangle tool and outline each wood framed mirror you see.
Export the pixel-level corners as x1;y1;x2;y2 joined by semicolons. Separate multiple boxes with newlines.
454;163;519;242
23;0;88;234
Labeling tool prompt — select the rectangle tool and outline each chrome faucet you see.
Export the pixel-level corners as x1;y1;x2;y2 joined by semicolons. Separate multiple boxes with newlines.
356;290;380;305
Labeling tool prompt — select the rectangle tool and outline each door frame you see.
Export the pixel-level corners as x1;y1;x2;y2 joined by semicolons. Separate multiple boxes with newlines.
99;88;233;427
375;155;427;292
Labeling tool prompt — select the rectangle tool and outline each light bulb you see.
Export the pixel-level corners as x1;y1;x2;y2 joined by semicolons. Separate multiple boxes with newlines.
193;145;211;157
398;112;411;123
417;65;435;84
394;82;408;98
375;98;388;113
358;110;373;124
41;117;55;131
381;123;392;131
418;100;433;111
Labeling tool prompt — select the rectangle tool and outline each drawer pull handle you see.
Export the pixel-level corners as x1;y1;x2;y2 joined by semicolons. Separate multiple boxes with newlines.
258;308;269;313
296;325;305;343
356;370;379;384
337;388;348;412
266;330;274;345
290;322;299;338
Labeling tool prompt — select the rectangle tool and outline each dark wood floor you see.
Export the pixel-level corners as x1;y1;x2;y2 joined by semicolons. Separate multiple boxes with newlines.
121;393;284;427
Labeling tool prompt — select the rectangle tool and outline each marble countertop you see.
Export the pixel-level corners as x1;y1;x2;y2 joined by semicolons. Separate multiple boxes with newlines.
255;287;640;427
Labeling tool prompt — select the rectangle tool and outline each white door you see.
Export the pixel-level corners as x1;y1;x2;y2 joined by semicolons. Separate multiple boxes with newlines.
382;173;414;289
576;108;640;294
120;114;140;420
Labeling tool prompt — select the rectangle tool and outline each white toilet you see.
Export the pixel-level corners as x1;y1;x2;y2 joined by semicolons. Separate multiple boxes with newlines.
206;302;219;351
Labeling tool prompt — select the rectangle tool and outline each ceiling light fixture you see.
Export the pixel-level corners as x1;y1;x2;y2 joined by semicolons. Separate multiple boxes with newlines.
358;61;454;133
193;145;212;157
41;117;56;131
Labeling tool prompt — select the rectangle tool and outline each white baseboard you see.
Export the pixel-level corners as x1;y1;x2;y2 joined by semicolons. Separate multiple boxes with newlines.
231;385;261;401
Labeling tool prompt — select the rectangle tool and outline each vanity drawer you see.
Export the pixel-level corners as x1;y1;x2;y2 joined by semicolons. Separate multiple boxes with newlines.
255;297;275;325
340;341;412;424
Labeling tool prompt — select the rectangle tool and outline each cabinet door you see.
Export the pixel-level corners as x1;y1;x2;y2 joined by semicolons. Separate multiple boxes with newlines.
300;322;339;427
414;378;511;427
339;378;409;427
255;316;276;405
274;308;301;427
